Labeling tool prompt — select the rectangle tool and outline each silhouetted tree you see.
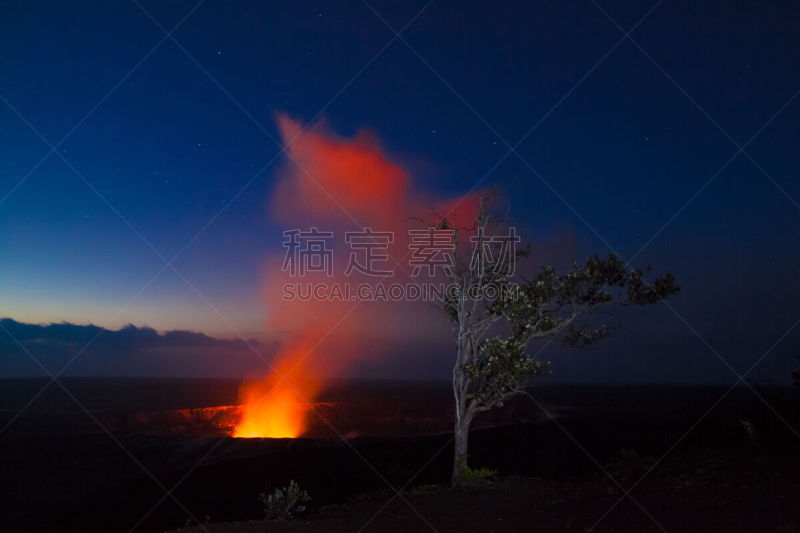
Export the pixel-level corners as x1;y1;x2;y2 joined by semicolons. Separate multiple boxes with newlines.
436;195;679;485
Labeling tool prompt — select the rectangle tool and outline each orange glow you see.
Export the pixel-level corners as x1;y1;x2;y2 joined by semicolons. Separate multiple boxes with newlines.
233;336;321;438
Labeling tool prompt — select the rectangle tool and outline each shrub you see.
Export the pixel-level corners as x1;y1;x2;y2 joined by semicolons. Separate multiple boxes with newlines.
460;466;498;483
259;480;311;520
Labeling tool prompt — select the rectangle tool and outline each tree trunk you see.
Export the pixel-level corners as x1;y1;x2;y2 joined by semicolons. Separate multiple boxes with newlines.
451;412;472;485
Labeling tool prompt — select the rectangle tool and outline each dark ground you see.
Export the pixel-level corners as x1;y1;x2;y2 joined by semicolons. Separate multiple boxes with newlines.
0;379;798;532
169;444;800;532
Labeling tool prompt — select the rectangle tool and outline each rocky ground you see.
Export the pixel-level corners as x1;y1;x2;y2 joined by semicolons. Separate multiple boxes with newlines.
170;442;800;532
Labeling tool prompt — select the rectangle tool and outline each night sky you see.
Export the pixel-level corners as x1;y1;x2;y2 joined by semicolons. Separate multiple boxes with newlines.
1;1;799;383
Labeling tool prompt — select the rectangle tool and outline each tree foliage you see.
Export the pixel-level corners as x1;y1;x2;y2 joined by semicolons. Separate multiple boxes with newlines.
436;194;679;483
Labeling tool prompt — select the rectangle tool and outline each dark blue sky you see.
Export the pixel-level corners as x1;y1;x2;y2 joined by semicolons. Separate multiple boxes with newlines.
1;1;799;382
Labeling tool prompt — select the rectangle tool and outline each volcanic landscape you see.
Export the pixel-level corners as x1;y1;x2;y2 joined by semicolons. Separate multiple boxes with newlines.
2;378;798;532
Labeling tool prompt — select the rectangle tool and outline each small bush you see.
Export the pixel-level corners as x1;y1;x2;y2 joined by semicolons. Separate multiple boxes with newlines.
461;466;498;483
259;480;311;520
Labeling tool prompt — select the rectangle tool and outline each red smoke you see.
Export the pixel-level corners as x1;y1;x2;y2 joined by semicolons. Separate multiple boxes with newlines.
234;114;481;438
270;115;412;228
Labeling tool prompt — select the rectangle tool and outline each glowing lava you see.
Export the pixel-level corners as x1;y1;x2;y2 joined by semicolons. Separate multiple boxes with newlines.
233;337;321;438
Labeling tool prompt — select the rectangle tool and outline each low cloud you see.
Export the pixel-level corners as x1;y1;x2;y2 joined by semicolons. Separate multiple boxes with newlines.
0;318;276;377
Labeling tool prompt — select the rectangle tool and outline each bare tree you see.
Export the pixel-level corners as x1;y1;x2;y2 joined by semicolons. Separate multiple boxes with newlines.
436;195;679;484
